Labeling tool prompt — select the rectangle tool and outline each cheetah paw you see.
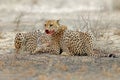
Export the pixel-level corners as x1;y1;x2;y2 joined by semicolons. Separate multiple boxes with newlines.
61;52;70;56
31;50;37;55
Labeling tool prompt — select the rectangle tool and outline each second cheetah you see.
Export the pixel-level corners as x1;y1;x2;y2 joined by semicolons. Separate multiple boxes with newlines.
14;30;50;54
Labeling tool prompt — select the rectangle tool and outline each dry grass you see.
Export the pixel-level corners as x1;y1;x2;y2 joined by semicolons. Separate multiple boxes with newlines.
13;12;25;31
113;0;120;10
0;32;2;39
75;14;120;55
114;29;120;36
0;61;5;70
30;0;38;6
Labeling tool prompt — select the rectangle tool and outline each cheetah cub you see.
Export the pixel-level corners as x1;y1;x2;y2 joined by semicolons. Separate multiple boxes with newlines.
44;20;95;56
14;30;50;54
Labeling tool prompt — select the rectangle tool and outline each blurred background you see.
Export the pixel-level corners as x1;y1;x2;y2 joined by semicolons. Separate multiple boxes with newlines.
0;0;120;31
0;0;120;13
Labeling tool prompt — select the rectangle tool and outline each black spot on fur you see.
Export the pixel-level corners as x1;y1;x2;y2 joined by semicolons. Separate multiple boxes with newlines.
60;48;63;54
109;54;117;58
75;53;88;56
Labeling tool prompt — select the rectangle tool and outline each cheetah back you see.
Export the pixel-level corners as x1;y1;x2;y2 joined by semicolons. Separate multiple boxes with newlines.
60;30;93;56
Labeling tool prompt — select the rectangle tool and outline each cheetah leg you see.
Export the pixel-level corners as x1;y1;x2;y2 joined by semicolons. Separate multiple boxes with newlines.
61;52;73;56
15;49;19;54
84;45;98;57
50;44;60;55
84;41;99;57
61;45;73;56
86;48;100;57
32;43;60;55
32;43;50;54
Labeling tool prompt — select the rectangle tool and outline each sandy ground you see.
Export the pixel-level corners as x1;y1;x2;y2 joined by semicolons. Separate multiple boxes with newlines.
0;53;120;80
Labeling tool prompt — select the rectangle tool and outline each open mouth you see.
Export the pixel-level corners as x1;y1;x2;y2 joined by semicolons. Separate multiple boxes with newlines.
45;29;54;34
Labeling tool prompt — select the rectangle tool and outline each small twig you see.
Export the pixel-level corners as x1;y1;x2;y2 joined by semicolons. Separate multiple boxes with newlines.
14;12;25;31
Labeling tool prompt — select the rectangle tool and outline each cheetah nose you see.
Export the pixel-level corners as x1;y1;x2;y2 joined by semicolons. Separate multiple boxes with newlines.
45;29;49;34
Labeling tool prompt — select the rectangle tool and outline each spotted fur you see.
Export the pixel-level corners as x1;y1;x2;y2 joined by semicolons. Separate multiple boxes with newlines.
42;20;115;57
40;20;94;56
14;30;50;54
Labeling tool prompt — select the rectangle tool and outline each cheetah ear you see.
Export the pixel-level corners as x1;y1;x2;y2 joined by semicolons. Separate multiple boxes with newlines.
61;26;67;31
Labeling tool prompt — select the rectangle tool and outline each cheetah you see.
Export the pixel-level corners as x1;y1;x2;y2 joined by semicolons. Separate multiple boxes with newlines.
37;19;95;56
33;22;67;55
32;20;116;57
14;30;50;54
36;20;115;57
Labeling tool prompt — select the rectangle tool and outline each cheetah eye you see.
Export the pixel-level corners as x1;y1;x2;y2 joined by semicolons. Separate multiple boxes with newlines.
44;24;46;26
50;24;53;27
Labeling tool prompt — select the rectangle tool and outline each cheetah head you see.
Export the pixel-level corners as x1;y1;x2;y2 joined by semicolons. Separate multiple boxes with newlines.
14;33;25;50
44;20;60;35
